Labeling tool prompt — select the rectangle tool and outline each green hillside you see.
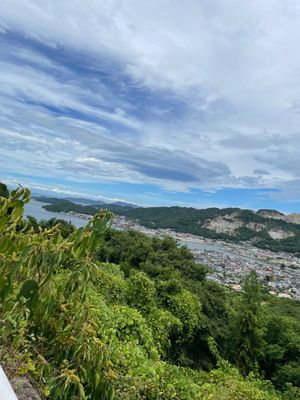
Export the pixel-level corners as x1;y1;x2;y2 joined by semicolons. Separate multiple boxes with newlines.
42;198;300;254
0;184;299;399
122;206;300;253
41;197;134;214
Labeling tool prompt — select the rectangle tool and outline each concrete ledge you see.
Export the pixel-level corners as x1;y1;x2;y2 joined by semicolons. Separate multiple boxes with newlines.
0;366;18;400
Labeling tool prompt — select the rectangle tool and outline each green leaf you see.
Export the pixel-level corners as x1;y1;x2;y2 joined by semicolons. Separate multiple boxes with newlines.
18;279;39;308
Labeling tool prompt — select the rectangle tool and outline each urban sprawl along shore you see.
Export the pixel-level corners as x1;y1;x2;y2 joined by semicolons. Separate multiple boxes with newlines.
65;211;300;301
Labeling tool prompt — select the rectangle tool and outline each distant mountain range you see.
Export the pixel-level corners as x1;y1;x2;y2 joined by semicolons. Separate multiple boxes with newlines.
34;196;138;209
65;197;106;205
34;196;300;254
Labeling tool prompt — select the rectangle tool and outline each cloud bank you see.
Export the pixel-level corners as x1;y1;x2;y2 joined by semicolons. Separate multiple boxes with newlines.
1;0;300;206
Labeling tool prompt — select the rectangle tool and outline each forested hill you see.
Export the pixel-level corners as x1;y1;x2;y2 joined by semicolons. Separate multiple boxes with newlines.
36;196;136;214
121;206;300;253
1;184;300;399
42;197;300;254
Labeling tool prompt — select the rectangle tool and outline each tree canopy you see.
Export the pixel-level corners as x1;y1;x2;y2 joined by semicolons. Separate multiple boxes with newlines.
0;186;299;399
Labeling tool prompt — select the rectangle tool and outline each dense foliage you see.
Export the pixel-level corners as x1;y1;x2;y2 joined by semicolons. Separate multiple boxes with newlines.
0;184;299;399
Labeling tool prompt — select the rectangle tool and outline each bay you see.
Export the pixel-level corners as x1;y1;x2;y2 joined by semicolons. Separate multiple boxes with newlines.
24;200;88;228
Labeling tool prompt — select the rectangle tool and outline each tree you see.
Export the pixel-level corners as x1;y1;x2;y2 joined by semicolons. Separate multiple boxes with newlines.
41;218;75;238
235;270;265;376
127;271;156;314
26;215;39;232
0;182;9;198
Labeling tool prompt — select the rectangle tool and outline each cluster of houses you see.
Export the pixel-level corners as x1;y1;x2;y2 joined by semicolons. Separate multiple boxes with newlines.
65;210;92;220
111;216;300;301
192;244;300;301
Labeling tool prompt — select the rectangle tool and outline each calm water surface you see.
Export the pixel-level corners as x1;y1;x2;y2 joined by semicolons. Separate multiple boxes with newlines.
24;200;88;228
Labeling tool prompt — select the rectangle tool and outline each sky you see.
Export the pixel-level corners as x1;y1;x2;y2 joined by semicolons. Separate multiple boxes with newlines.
1;1;300;212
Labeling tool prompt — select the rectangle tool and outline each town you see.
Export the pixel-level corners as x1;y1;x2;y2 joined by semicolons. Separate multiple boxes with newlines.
112;215;300;301
64;211;300;300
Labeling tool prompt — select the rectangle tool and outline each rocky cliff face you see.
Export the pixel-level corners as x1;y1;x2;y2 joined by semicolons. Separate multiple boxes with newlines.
258;209;300;225
202;210;296;240
203;213;243;234
268;229;295;240
285;213;300;224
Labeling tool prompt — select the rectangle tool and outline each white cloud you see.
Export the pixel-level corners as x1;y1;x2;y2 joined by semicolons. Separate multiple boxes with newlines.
1;1;300;200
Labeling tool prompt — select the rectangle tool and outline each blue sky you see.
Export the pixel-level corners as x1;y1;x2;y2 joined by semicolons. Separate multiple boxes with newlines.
1;1;300;212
